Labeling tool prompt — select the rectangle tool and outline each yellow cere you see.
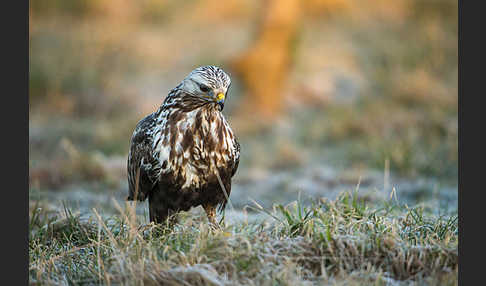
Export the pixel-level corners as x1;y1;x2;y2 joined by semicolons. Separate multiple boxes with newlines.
216;92;225;101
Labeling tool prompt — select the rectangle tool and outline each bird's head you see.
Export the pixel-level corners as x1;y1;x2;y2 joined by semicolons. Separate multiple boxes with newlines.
180;66;231;111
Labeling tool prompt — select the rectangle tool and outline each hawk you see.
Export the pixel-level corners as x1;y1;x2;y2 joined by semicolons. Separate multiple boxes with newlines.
127;66;240;226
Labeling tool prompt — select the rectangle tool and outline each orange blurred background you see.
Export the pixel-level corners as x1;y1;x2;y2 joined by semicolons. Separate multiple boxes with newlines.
29;0;457;208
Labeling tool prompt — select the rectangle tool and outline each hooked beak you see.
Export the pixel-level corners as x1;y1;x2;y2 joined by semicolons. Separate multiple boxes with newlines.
216;92;225;110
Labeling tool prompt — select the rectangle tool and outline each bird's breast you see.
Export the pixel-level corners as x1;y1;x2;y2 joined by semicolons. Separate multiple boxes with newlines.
155;108;236;190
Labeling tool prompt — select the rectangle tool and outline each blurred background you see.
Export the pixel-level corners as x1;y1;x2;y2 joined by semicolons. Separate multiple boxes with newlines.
29;0;458;219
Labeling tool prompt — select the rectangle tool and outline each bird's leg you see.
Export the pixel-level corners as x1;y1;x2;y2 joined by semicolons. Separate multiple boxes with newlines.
203;204;219;229
149;195;178;227
150;208;179;228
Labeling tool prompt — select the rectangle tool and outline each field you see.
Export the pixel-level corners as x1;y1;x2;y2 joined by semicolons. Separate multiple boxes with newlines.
30;191;457;285
29;0;457;284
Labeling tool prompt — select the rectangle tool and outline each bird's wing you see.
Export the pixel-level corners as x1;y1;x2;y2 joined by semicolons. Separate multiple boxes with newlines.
127;114;161;201
231;138;240;178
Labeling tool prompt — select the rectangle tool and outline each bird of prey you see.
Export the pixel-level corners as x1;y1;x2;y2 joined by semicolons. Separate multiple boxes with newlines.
127;66;240;227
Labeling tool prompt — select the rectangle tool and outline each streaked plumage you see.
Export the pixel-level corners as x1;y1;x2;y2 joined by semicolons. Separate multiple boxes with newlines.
127;66;240;226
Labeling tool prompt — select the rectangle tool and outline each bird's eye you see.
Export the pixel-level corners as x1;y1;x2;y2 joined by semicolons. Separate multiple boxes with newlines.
199;85;210;93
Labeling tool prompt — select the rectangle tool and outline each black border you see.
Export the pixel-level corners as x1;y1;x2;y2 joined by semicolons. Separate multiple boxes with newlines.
458;0;483;285
3;0;29;283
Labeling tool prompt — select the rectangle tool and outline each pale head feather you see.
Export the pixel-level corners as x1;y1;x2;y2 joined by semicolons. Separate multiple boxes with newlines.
180;66;231;98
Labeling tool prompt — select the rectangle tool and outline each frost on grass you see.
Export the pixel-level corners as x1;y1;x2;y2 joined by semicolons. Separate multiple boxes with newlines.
29;192;457;285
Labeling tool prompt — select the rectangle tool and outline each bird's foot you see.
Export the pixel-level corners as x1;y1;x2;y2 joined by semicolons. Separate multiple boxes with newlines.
204;205;221;231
